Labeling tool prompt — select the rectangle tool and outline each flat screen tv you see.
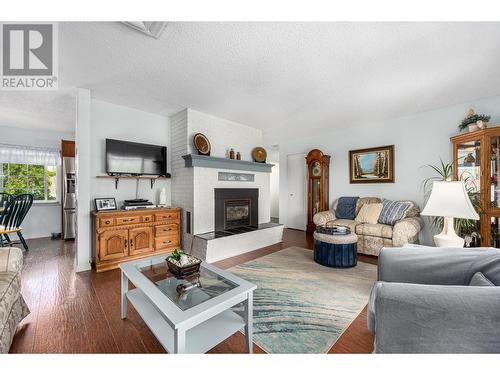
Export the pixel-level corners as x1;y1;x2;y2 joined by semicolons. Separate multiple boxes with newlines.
105;139;167;176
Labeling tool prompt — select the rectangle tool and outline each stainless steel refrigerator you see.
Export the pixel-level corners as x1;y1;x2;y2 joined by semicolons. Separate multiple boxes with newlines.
62;157;77;239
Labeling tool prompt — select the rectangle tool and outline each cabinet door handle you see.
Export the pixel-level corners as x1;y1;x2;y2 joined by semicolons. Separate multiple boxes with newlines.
105;220;110;224
130;239;134;248
163;240;172;244
124;239;128;248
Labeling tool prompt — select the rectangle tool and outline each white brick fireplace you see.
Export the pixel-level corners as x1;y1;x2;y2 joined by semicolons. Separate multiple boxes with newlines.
170;108;283;262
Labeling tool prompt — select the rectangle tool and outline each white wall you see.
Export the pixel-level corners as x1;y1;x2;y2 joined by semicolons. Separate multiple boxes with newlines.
170;109;193;248
0;124;75;239
187;109;262;160
275;95;500;245
270;163;279;218
76;88;92;272
267;149;280;219
89;99;171;207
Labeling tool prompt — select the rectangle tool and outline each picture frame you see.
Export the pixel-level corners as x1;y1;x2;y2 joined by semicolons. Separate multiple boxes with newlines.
349;145;394;184
94;197;117;211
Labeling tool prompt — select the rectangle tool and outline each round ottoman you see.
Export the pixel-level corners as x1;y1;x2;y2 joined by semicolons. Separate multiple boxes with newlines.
313;231;358;268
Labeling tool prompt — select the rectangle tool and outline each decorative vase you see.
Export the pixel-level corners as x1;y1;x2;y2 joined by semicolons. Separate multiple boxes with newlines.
159;187;167;205
236;152;241;160
229;148;235;159
468;123;479;132
476;120;488;129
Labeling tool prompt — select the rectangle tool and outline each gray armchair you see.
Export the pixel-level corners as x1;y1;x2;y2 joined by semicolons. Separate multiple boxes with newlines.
368;246;500;353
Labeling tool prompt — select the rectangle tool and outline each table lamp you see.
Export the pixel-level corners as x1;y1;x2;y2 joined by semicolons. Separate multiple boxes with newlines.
421;181;479;247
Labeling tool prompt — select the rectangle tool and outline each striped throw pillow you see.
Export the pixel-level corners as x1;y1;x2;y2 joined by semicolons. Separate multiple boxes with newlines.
378;199;412;225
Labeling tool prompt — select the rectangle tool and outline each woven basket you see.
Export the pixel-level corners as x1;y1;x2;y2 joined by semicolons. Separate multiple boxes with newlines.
166;254;202;278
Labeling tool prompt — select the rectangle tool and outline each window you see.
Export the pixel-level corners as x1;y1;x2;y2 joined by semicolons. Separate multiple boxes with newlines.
0;144;60;203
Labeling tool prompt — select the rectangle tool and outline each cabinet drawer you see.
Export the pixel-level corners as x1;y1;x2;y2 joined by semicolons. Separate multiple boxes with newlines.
155;235;179;250
100;218;115;227
155;223;178;237
154;211;179;222
115;216;140;225
142;215;153;223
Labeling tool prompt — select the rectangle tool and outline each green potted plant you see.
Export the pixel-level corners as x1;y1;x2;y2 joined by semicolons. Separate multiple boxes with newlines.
166;249;201;278
458;108;491;132
422;159;482;243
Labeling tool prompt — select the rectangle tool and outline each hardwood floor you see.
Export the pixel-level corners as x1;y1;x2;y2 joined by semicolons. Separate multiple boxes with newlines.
9;229;376;354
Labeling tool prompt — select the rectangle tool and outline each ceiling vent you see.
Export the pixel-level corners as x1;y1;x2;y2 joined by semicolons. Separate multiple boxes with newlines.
122;22;168;39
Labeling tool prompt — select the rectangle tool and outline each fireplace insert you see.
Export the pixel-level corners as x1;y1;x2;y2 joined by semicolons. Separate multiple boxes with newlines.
225;199;251;229
215;188;258;232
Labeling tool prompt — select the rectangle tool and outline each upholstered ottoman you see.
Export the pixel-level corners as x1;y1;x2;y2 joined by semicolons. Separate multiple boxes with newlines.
0;247;30;353
313;231;358;268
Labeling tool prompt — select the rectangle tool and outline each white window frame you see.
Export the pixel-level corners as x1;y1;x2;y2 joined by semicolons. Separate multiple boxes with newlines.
0;161;59;204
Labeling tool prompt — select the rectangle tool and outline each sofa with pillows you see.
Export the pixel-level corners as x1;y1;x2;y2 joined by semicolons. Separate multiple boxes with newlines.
0;247;29;353
312;196;424;256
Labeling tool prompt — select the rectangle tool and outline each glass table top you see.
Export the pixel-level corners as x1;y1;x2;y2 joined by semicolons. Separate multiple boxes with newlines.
139;262;239;311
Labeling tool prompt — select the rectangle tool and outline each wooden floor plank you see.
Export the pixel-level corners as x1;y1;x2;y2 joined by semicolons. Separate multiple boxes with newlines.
89;271;156;353
10;229;375;354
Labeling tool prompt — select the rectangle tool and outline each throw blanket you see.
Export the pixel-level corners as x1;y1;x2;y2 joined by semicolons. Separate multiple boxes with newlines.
336;196;359;220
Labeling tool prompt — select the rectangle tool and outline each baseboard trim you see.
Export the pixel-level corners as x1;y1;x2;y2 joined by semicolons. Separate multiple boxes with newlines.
75;263;92;273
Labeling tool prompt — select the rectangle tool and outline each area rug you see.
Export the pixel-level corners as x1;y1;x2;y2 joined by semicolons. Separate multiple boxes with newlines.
229;246;377;353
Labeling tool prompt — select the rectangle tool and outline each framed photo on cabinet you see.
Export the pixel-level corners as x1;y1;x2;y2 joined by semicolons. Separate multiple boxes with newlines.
94;197;117;211
349;145;394;183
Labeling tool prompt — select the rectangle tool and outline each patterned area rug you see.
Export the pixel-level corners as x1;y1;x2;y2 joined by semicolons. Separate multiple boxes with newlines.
229;246;377;353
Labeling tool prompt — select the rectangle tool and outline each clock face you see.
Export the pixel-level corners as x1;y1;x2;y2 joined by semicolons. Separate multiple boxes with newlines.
312;161;321;177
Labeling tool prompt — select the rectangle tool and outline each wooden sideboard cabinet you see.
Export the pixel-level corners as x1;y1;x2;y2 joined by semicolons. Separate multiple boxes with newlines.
92;207;181;272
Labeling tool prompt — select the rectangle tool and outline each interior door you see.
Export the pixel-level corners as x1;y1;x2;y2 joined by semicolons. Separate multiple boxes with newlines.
287;153;307;230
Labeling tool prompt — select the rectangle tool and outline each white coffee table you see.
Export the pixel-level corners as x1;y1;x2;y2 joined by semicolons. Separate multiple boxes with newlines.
120;253;256;354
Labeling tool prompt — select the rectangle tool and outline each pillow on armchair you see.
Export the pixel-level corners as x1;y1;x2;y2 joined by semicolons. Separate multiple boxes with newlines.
335;196;359;220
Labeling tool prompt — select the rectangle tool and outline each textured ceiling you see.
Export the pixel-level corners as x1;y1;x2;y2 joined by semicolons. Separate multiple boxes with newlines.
3;22;500;140
0;89;76;133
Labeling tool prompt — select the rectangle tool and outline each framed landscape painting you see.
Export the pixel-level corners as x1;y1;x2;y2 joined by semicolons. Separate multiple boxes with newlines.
349;145;394;183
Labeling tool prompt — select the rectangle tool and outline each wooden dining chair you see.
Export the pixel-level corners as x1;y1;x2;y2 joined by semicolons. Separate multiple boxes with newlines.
0;192;11;209
0;194;34;250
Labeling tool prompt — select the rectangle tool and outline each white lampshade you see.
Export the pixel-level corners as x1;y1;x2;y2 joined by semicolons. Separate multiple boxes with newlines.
421;181;479;220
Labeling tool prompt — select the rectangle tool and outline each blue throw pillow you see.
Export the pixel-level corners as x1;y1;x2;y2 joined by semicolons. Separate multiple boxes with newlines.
378;199;412;225
336;196;359;220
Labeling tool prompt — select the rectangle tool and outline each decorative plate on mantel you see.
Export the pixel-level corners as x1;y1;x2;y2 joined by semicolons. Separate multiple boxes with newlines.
252;147;267;163
193;133;211;156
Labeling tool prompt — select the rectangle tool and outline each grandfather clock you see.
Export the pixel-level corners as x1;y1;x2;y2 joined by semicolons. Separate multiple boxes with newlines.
306;149;330;233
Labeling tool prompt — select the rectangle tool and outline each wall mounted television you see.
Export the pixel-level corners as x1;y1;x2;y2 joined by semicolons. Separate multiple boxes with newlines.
105;138;168;176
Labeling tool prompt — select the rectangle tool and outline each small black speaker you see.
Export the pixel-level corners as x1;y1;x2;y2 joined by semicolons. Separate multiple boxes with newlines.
186;211;191;234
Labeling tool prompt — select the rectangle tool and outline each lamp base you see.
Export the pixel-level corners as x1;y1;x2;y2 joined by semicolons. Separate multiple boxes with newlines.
433;216;465;248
